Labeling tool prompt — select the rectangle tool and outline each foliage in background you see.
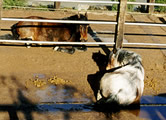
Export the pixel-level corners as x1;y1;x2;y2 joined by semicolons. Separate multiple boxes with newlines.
3;0;27;9
127;0;135;11
110;0;135;12
155;0;166;12
2;0;166;13
110;0;118;11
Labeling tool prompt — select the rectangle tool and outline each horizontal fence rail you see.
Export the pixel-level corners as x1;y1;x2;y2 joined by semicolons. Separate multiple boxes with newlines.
0;40;166;47
2;6;58;10
2;18;166;27
34;0;166;7
127;2;166;7
1;18;117;25
33;0;119;4
125;22;166;27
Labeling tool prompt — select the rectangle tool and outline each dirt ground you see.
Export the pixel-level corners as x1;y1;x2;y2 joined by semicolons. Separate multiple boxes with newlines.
0;10;166;120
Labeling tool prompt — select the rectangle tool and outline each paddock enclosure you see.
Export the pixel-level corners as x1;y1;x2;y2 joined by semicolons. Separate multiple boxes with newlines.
0;0;166;120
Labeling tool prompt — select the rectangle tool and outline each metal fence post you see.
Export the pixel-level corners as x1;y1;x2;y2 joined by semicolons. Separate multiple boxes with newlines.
113;0;127;53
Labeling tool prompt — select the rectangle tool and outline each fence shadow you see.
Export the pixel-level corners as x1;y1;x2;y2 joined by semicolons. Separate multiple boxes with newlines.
0;75;41;120
87;51;108;99
0;89;40;120
88;26;111;56
0;34;14;40
0;74;94;120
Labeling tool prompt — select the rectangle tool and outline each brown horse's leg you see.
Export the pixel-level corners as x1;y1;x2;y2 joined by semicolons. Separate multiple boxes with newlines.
53;46;75;54
20;37;33;48
74;45;87;51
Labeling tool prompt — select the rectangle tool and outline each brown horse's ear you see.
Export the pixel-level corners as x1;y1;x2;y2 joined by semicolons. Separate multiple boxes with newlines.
98;50;101;54
85;12;88;18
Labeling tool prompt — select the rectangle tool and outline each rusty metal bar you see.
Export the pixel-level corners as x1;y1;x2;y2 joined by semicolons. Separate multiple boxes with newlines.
113;0;127;53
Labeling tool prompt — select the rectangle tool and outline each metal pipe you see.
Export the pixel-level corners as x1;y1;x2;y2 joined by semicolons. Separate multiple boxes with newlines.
2;18;166;27
0;39;166;46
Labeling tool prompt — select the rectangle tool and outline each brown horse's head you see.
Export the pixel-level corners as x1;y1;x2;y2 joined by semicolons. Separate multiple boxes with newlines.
78;12;89;42
79;24;89;42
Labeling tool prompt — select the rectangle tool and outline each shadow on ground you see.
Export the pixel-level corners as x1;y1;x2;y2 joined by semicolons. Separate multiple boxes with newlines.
0;75;93;120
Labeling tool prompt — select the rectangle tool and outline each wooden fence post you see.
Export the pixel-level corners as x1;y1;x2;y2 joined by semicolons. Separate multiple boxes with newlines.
113;0;127;53
54;2;61;9
147;0;155;14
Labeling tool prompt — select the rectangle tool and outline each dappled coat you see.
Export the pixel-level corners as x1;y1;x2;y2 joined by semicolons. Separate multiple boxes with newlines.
97;49;144;105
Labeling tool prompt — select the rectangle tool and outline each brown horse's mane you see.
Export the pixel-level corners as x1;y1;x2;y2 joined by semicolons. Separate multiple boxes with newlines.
62;13;87;20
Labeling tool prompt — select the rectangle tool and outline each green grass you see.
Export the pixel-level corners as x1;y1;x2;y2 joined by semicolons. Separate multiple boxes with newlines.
3;0;27;9
155;0;166;13
110;0;136;12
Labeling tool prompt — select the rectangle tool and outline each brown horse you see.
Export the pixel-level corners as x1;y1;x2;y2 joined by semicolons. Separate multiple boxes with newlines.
11;13;89;54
